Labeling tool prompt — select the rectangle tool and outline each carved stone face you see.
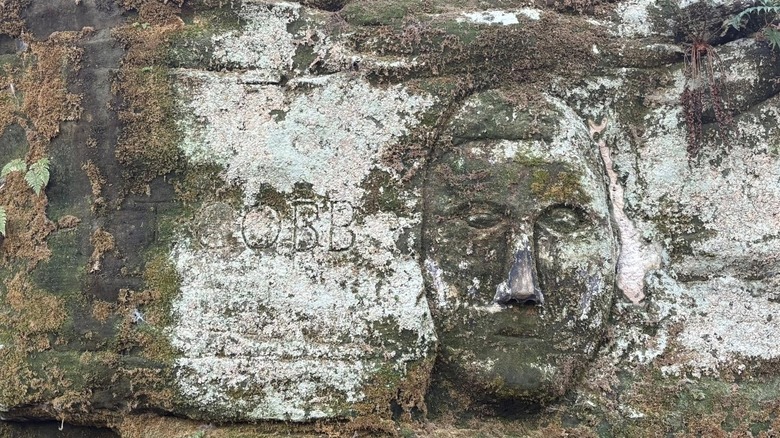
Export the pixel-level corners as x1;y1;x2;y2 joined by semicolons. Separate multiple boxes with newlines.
422;91;617;403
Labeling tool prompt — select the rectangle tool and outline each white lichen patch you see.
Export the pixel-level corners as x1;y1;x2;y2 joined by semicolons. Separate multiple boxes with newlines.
425;258;452;309
677;277;780;370
171;219;436;419
171;14;439;419
209;1;335;77
175;71;434;205
518;8;542;21
584;78;780;375
458;11;520;25
647;274;780;373
613;0;660;37
211;2;300;72
637;91;780;279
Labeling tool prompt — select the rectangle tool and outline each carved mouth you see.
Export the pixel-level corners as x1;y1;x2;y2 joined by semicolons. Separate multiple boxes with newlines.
493;326;537;339
501;300;541;310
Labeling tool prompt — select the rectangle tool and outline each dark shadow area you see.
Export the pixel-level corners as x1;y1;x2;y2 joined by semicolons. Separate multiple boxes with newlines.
0;420;119;437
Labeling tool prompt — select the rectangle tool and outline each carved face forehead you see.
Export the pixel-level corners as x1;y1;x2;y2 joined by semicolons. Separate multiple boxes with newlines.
425;140;604;223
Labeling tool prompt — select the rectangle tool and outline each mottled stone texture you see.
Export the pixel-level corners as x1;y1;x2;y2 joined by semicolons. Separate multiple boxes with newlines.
2;0;780;436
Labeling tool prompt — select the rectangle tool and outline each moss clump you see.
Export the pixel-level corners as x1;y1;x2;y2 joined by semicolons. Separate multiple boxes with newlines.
341;0;422;26
113;65;183;191
122;0;185;25
1;272;67;342
345;323;436;433
82;160;105;200
113;16;186;192
0;346;36;408
350;13;602;90
530;169;587;204
0;64;20;136
172;163;242;210
0;0;28;37
299;0;347;12
1;36;83;266
20;38;83;145
89;228;115;274
141;251;181;328
360;170;405;215
0;271;68;408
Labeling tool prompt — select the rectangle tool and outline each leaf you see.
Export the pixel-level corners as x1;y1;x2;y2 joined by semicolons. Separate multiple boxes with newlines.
725;3;780;30
0;206;6;237
25;157;50;195
1;159;26;177
765;26;780;51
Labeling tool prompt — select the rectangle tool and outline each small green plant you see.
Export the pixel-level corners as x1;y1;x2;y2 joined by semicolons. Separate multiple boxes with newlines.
725;0;780;50
0;157;50;237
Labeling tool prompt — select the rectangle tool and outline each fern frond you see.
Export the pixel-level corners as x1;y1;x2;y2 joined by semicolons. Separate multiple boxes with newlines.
25;158;50;195
765;26;780;50
726;2;780;30
0;206;6;237
1;159;27;177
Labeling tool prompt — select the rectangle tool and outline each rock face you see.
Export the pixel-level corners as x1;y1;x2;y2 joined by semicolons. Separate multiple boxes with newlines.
2;0;780;435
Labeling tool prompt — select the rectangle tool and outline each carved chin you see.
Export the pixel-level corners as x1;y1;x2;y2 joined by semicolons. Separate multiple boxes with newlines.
441;346;580;402
440;330;588;403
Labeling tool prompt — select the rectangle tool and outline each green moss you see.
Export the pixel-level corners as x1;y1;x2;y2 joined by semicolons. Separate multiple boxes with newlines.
173;163;236;207
0;124;28;165
589;367;780;436
254;183;291;216
449;90;562;143
352;12;601;92
361;170;404;215
0;346;34;407
30;225;88;297
341;0;419;26
530;168;587;204
165;8;245;69
0;53;23;70
116;56;183;191
166;27;217;68
142;252;180;325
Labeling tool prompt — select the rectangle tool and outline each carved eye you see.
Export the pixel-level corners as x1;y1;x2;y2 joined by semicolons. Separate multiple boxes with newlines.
466;212;503;229
535;206;589;235
460;204;504;229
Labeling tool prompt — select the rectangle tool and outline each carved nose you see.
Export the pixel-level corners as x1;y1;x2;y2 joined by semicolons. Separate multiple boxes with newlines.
493;244;543;306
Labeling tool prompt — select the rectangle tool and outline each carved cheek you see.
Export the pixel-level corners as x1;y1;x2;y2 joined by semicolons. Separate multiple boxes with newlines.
533;207;615;325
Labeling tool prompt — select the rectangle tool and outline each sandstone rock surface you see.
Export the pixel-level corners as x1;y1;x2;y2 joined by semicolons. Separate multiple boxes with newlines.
1;0;780;435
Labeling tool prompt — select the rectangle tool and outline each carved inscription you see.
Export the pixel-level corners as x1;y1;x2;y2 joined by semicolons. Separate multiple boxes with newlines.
232;199;355;253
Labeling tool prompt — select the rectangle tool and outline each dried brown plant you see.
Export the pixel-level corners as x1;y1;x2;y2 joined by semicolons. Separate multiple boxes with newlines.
678;2;734;157
682;39;733;156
